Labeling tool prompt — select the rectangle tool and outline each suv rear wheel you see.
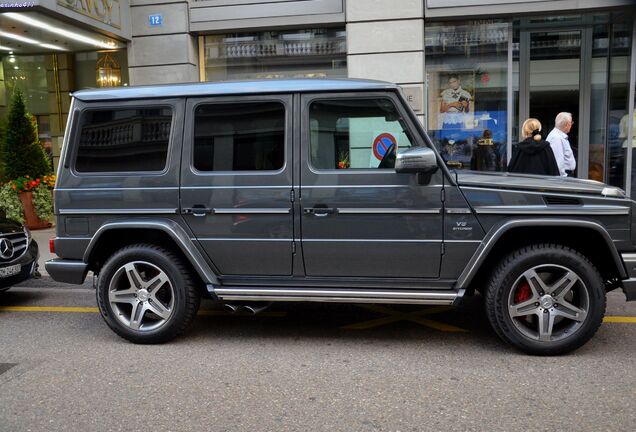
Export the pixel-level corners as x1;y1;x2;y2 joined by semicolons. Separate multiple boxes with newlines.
96;244;200;343
485;244;606;355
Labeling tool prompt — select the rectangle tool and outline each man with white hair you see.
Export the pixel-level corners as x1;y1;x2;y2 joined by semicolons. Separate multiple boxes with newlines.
546;112;576;177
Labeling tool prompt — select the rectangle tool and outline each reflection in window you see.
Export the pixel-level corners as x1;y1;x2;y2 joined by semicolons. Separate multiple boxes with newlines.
309;98;413;170
193;102;285;172
76;107;172;172
425;21;510;172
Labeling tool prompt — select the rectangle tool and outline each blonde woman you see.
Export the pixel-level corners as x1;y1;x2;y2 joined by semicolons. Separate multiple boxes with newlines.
508;118;559;176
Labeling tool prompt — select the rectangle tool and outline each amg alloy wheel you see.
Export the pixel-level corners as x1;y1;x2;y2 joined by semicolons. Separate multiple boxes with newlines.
97;244;200;344
108;261;175;332
507;264;589;343
486;244;606;355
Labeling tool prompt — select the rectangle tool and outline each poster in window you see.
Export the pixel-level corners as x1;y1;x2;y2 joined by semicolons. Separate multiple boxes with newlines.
437;70;476;130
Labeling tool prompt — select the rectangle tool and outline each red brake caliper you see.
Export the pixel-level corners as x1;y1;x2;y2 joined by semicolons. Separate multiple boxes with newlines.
514;281;532;304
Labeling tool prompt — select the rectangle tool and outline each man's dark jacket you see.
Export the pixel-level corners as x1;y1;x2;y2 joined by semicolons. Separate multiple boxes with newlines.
508;138;560;176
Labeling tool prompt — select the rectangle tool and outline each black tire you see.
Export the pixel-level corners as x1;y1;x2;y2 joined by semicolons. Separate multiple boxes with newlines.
485;244;606;355
96;244;200;344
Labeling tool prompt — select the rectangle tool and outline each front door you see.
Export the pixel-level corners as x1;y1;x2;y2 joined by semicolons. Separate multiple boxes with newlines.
180;95;294;276
299;93;443;278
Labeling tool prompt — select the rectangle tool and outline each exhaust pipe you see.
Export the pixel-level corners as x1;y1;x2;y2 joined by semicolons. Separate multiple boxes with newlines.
223;303;240;313
240;302;272;315
221;302;272;315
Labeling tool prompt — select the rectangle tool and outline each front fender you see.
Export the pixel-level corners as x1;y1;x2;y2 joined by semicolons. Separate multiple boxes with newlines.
455;218;628;289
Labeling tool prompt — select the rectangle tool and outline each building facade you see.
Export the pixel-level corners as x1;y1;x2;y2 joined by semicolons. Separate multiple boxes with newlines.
1;0;634;195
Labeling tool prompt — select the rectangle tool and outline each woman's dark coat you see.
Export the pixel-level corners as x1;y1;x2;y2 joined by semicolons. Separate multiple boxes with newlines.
508;137;560;176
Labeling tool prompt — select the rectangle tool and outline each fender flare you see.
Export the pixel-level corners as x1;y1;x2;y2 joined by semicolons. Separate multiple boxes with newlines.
455;218;628;289
84;218;220;286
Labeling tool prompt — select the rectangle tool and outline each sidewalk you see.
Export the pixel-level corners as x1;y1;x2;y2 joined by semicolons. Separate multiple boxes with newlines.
31;227;56;275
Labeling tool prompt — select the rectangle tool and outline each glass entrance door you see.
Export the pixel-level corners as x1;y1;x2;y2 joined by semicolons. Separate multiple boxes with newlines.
530;30;582;174
516;14;635;188
520;29;583;176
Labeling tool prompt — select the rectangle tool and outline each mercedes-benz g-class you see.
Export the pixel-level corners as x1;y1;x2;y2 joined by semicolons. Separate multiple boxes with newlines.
46;79;636;354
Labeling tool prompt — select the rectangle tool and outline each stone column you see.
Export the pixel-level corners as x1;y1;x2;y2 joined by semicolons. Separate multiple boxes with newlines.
346;0;425;123
128;0;199;85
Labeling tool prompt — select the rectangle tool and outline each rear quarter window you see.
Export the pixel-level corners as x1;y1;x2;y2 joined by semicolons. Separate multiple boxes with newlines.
74;107;173;173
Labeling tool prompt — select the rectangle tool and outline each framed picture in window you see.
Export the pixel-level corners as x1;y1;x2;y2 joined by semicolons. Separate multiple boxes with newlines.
436;70;476;130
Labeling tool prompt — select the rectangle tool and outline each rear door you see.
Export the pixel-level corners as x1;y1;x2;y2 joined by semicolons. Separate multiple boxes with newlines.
180;95;294;276
299;92;444;278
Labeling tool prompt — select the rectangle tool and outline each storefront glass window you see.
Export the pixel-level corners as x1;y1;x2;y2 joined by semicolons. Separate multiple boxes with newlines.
607;20;634;191
1;55;49;115
203;28;347;81
588;20;610;183
1;55;50;150
75;51;129;90
627;18;636;199
425;21;510;171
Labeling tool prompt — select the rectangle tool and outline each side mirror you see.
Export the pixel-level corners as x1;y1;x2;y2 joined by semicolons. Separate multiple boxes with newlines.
395;146;439;174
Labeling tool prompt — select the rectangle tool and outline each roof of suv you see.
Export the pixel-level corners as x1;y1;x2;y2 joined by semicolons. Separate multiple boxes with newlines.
72;78;399;101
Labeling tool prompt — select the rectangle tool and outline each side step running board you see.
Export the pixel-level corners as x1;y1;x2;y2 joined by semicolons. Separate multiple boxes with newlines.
210;287;463;305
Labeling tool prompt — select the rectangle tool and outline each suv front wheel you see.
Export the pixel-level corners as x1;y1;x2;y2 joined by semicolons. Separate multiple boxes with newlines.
96;244;200;343
486;244;606;355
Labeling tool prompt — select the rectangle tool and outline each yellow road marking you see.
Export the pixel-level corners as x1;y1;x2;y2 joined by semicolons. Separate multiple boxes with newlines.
0;306;98;313
0;306;286;317
407;317;468;333
1;306;634;325
603;316;636;323
341;305;468;332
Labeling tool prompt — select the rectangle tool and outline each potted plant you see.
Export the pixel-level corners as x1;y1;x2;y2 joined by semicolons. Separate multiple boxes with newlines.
0;90;54;229
11;176;53;228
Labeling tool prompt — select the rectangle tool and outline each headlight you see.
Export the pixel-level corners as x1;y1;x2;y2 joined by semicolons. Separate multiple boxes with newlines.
602;187;626;198
24;226;32;244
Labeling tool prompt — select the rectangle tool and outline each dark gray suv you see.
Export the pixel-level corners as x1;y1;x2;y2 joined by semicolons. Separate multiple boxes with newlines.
46;79;636;354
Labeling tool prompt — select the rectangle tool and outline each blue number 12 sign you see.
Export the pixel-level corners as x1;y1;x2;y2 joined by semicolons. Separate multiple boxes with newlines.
149;14;163;26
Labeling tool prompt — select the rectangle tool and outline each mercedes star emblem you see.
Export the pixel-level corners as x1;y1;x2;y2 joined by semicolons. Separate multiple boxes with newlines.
0;238;14;260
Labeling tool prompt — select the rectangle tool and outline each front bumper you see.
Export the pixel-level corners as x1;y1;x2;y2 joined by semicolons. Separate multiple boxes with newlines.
0;240;39;289
620;253;636;301
45;259;88;284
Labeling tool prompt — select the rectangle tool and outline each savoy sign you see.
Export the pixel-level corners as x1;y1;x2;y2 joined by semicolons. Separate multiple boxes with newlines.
58;0;121;29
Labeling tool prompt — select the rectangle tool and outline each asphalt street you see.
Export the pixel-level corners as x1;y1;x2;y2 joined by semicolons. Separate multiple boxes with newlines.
1;274;635;432
1;228;635;431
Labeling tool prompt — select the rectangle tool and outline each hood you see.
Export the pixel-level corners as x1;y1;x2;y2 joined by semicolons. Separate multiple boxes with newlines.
515;139;551;155
0;216;23;234
455;170;624;197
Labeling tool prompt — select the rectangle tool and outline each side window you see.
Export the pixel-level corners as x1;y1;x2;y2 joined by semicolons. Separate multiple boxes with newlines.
309;98;414;170
193;102;285;172
75;107;172;173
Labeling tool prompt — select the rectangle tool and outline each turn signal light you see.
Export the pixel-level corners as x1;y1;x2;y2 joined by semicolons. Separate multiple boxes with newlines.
49;239;55;254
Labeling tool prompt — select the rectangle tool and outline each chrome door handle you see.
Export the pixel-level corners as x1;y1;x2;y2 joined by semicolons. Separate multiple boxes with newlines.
304;207;336;217
182;206;212;217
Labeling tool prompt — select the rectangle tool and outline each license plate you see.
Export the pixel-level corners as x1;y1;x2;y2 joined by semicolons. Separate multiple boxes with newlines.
0;264;21;278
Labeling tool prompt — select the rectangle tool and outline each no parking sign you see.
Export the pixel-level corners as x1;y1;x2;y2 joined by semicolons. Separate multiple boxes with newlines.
372;133;397;160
